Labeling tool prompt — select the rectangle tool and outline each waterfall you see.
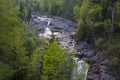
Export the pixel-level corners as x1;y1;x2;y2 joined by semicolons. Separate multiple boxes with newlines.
72;57;89;80
44;27;52;35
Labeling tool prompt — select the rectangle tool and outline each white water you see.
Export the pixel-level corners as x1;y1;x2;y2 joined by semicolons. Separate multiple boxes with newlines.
38;27;58;38
72;58;89;80
44;27;52;35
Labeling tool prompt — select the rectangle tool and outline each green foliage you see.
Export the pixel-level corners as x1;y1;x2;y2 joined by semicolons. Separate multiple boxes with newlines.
49;3;58;15
31;48;42;70
74;0;118;44
41;40;74;80
76;19;85;41
0;62;14;80
26;48;42;80
88;4;102;20
18;0;32;22
18;0;83;20
73;5;80;21
80;0;90;18
115;2;120;28
0;0;46;80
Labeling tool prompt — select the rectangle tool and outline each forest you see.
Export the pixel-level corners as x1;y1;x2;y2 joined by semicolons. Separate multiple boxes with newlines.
0;0;120;80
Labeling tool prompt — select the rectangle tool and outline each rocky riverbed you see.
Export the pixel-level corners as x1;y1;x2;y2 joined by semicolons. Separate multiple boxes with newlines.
29;15;76;35
29;15;115;80
75;42;115;80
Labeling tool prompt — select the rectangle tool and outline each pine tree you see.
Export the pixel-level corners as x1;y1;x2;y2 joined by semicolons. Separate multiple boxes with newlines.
0;0;29;80
41;40;73;80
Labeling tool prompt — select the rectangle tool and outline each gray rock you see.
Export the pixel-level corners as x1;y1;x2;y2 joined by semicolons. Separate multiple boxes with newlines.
83;50;95;58
101;73;111;80
92;74;100;80
100;60;109;65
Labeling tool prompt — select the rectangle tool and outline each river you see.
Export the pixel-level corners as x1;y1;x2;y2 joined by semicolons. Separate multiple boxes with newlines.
39;27;89;80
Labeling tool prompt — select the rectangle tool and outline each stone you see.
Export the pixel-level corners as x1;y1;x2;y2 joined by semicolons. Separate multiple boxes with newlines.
83;50;95;58
91;74;100;80
100;60;109;65
101;73;110;80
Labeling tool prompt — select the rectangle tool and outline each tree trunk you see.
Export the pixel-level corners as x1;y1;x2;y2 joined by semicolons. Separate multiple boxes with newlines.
109;6;115;41
91;27;95;45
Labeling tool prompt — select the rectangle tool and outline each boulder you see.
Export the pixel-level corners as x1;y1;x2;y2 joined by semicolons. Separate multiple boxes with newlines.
101;73;111;80
83;50;95;58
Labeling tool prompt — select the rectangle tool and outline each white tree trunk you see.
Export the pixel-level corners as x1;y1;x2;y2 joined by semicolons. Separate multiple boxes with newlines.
110;6;115;41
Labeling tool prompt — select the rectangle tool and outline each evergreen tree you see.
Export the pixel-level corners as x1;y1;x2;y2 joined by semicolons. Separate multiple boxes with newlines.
41;40;74;80
0;0;29;80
